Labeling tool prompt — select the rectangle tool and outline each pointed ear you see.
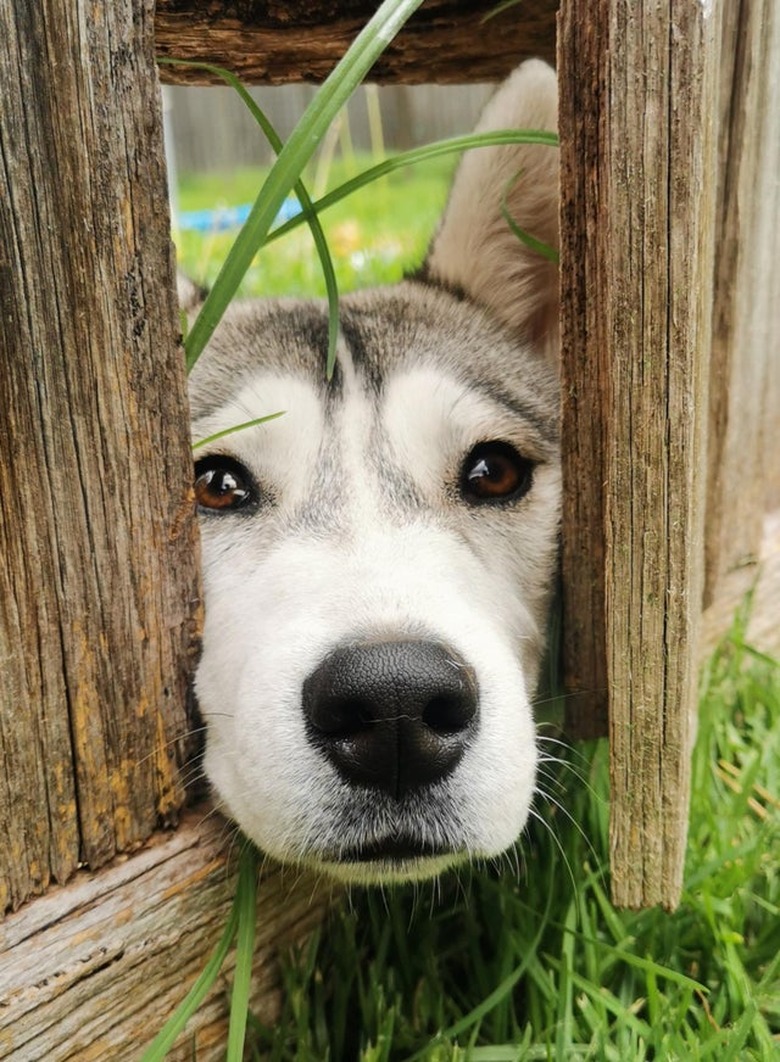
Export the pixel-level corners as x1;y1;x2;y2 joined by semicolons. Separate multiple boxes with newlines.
424;60;559;353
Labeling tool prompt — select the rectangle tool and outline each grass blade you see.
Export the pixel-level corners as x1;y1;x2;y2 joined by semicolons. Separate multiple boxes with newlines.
139;888;241;1061
402;884;556;1062
163;58;343;379
192;412;285;451
265;130;559;248
226;844;260;1061
182;0;425;372
501;170;559;263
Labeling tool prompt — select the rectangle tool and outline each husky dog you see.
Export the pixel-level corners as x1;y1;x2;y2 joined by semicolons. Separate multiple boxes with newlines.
187;60;560;883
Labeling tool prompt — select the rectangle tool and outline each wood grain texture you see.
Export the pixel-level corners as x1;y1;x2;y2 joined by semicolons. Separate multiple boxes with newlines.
0;807;330;1061
155;0;557;85
559;1;721;908
704;0;780;604
557;5;610;740
0;0;200;912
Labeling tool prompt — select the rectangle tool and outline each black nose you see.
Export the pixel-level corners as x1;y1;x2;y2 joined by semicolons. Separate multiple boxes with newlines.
302;640;478;799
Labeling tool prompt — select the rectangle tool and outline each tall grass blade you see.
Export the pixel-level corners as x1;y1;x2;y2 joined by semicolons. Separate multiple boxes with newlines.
162;58;343;379
266;131;559;248
501;171;559;263
139;889;241;1061
226;844;260;1061
192;412;285;451
402;887;556;1062
181;0;425;372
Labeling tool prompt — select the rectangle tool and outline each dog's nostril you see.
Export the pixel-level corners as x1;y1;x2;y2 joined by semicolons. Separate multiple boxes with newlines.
313;696;375;737
422;693;474;734
302;640;479;799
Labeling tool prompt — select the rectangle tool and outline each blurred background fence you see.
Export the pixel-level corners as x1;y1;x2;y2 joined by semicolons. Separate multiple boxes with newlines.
163;82;493;174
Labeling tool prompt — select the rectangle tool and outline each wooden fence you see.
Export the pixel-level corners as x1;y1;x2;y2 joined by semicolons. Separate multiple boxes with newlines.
1;0;778;1056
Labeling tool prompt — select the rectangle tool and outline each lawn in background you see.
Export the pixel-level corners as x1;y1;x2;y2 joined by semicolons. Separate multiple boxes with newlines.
175;163;779;1059
174;155;455;298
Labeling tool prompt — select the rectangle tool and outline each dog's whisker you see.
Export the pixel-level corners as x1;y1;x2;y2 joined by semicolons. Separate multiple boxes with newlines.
532;685;608;711
533;788;600;866
527;806;580;903
535;752;605;802
131;727;208;771
535;731;581;754
535;760;591;794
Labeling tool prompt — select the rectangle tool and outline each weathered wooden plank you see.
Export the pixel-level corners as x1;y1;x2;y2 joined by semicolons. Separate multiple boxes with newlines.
704;0;780;604
559;1;721;908
557;6;610;741
0;807;329;1061
155;0;557;85
0;0;200;912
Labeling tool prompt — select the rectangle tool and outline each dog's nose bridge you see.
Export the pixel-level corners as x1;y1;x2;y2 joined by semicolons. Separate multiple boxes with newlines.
302;640;478;799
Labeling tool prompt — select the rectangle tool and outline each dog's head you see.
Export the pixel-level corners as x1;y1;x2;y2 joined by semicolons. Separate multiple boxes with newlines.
188;61;560;883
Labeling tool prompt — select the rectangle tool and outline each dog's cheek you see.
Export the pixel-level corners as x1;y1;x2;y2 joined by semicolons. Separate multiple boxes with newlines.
199;669;342;861
195;562;354;856
460;664;539;856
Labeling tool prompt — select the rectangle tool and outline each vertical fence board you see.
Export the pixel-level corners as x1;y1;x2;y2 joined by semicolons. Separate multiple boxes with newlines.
557;6;610;740
705;0;780;602
559;1;721;907
0;0;200;911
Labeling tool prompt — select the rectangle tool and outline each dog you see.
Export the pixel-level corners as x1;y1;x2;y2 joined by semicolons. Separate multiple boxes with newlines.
186;60;560;884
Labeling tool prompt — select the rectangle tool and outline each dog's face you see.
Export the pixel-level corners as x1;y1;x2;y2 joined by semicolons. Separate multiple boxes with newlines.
188;61;560;883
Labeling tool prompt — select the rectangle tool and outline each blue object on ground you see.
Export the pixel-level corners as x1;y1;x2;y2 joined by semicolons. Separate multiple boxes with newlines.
176;196;301;233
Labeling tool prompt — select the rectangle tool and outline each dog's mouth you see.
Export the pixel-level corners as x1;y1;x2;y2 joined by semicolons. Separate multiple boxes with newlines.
312;835;464;883
307;789;470;880
337;836;459;862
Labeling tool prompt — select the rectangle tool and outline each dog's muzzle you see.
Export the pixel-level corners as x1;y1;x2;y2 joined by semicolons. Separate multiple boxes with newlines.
302;640;479;800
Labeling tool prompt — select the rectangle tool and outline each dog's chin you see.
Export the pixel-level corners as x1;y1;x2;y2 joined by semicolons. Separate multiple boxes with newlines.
310;841;466;885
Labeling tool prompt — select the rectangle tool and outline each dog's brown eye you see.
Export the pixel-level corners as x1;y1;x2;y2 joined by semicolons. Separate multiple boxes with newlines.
460;442;533;504
194;456;255;512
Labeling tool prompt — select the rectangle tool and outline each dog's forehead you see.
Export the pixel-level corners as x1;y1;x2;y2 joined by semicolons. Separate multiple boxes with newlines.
188;280;558;428
187;298;331;421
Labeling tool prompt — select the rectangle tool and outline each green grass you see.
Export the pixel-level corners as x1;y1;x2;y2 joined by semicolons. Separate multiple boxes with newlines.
174;155;455;299
247;629;779;1060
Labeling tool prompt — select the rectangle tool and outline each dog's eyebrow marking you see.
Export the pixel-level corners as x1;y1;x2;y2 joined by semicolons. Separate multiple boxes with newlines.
337;311;385;394
369;423;427;515
464;377;559;449
337;294;558;452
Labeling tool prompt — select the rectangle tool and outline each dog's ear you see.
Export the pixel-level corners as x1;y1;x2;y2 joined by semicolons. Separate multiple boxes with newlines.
424;60;558;354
